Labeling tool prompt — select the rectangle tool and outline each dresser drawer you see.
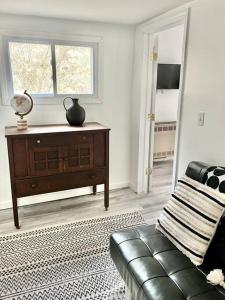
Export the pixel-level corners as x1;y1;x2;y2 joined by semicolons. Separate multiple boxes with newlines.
50;169;106;191
16;178;49;197
28;133;92;148
15;168;106;197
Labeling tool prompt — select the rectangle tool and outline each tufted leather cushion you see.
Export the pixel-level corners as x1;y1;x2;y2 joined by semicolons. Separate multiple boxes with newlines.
110;224;225;300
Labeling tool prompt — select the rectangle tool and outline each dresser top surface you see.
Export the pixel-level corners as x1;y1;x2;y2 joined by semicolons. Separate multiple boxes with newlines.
5;122;110;137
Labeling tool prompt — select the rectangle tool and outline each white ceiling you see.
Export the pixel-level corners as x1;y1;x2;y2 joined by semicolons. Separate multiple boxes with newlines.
0;0;192;25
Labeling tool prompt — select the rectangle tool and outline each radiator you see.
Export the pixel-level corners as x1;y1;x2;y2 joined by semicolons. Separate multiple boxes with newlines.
153;121;176;160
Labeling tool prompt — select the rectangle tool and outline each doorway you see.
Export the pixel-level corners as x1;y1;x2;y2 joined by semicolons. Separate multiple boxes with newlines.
138;9;189;195
134;8;189;195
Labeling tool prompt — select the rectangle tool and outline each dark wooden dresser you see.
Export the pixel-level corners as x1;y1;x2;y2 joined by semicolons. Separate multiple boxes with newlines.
5;123;110;229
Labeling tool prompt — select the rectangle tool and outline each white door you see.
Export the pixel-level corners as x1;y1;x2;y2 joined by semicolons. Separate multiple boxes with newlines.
143;34;159;193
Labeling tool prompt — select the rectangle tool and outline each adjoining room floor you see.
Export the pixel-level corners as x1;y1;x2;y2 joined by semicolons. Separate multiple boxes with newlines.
0;184;172;235
152;159;173;189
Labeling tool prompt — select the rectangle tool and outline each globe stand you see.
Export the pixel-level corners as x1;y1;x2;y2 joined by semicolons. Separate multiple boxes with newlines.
10;90;33;131
17;116;28;130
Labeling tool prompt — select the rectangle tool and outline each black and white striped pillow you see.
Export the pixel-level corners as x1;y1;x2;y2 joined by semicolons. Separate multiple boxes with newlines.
156;175;225;266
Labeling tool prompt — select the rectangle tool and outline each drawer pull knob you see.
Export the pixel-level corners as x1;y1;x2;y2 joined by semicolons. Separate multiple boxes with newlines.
37;140;41;144
31;183;37;188
90;174;96;179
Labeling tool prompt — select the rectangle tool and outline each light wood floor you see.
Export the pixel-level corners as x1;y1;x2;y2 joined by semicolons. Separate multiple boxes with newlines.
152;159;173;189
0;161;173;235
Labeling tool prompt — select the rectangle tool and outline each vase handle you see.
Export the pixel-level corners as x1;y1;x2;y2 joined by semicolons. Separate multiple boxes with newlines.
63;97;73;111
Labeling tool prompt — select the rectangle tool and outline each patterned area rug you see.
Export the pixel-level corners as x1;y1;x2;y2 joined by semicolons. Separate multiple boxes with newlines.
0;211;145;300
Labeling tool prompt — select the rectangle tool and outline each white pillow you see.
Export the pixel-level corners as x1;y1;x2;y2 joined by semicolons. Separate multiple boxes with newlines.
156;175;225;266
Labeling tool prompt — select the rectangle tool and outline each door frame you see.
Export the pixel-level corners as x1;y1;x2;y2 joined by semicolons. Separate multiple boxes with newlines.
137;7;190;194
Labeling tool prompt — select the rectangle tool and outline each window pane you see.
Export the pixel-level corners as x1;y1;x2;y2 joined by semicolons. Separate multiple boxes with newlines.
55;45;93;94
9;42;53;94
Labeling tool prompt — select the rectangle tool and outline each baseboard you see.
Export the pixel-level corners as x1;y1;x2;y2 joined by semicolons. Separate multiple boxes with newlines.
129;182;137;193
110;181;129;190
0;201;11;210
0;181;129;210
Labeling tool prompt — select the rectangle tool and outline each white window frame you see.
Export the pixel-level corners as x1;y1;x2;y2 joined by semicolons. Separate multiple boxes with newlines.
0;33;103;105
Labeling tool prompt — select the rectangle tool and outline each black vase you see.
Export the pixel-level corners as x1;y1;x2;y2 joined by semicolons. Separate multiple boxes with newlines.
63;97;85;126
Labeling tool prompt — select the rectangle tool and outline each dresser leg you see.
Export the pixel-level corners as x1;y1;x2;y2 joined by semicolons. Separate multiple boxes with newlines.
93;185;97;195
12;197;20;229
104;181;109;211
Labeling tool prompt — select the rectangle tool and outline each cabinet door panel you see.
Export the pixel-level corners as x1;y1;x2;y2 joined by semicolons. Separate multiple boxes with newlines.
28;133;94;175
12;138;28;178
29;146;64;176
64;142;93;172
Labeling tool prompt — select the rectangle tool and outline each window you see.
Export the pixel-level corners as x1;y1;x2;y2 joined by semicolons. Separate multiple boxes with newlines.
2;36;99;103
55;45;93;95
9;42;53;95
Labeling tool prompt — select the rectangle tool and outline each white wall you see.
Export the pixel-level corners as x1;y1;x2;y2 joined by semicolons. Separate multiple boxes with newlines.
178;0;225;176
155;25;184;123
158;25;184;64
0;14;135;209
155;91;179;122
131;0;225;192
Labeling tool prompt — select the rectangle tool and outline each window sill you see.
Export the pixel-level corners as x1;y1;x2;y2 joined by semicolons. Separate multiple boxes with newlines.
2;95;103;106
34;96;103;105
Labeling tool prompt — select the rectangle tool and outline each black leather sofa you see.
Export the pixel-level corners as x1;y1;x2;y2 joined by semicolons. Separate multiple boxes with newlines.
110;162;225;299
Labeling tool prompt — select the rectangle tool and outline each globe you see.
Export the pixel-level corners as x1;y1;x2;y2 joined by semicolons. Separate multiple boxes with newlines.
10;91;33;118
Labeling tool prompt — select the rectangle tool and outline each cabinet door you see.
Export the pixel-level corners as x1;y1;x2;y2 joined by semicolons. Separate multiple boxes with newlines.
28;137;64;176
64;133;94;172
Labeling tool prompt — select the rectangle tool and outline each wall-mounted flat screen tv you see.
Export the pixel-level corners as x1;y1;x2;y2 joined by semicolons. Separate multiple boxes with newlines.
157;64;181;89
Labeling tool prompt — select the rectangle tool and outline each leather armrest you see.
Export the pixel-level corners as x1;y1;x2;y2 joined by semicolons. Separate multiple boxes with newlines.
185;161;210;183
